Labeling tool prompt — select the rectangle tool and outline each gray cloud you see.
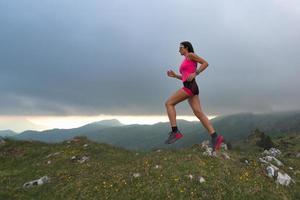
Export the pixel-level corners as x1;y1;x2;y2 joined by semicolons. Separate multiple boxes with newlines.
0;0;299;117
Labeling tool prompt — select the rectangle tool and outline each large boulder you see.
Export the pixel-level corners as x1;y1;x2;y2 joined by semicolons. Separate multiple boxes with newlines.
23;176;50;188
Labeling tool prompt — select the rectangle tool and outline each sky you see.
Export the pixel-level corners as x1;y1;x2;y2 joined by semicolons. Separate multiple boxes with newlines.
0;0;299;132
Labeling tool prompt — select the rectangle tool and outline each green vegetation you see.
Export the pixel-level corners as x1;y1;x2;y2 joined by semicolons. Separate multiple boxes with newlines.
0;134;299;200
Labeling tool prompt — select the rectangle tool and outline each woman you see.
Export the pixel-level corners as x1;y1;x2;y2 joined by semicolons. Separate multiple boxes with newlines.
164;41;224;152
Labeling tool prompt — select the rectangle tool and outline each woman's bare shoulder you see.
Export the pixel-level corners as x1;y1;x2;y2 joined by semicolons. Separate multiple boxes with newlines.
187;53;208;64
186;52;197;60
187;52;198;57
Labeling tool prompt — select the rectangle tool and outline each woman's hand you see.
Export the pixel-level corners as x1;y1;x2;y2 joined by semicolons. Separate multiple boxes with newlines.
186;72;196;81
167;70;177;78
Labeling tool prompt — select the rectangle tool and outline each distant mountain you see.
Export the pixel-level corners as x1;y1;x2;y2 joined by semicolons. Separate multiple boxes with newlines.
0;130;17;137
213;110;300;141
11;111;300;151
83;111;300;151
84;119;204;151
12;119;123;143
80;119;123;128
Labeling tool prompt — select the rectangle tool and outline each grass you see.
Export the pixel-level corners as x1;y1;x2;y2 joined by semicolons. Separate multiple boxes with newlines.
0;135;299;200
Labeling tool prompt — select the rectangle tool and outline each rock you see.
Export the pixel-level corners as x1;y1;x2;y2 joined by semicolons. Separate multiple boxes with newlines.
263;148;282;157
289;167;293;170
262;156;283;167
47;160;51;165
272;157;283;166
201;140;210;149
264;156;273;162
53;152;61;156
276;172;292;186
240;158;249;164
78;156;89;164
198;176;205;183
221;143;228;151
83;144;89;147
296;152;300;158
71;155;89;163
221;152;230;159
201;140;224;157
201;140;220;157
203;147;215;157
23;176;50;188
260;148;294;186
133;173;140;178
187;174;193;180
266;166;276;177
154;165;161;169
46;152;61;158
259;158;269;164
269;163;279;171
71;156;77;161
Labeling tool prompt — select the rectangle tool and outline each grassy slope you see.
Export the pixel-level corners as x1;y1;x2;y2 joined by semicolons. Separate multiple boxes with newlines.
0;136;299;200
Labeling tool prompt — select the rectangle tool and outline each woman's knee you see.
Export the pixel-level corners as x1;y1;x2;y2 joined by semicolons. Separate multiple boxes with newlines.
165;99;174;107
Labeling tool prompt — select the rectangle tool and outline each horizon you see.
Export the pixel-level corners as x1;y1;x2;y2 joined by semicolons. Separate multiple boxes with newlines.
0;114;217;133
2;109;300;133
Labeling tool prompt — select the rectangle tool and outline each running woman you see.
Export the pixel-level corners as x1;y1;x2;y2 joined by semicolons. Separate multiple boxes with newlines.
164;41;224;152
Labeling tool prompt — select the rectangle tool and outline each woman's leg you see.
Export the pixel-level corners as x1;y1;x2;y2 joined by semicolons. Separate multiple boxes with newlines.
188;95;215;135
165;88;190;127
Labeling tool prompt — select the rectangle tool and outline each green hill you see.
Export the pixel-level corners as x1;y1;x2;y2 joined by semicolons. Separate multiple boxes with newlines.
0;130;17;137
10;111;300;151
1;135;299;200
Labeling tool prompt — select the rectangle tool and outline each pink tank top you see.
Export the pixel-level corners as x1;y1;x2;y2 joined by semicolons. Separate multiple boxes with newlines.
179;56;197;82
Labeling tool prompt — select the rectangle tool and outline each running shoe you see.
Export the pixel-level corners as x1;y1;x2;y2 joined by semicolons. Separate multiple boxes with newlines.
164;131;183;144
213;135;224;151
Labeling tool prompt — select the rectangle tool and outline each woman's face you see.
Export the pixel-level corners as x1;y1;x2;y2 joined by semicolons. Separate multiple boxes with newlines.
179;44;187;55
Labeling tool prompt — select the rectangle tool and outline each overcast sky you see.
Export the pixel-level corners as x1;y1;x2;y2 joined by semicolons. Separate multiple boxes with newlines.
1;0;300;118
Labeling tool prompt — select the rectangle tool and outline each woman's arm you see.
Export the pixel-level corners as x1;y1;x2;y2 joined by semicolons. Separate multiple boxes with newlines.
174;74;182;80
167;70;182;80
188;53;209;75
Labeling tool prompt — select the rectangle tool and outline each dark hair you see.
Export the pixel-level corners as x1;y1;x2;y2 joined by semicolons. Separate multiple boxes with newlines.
180;41;194;53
